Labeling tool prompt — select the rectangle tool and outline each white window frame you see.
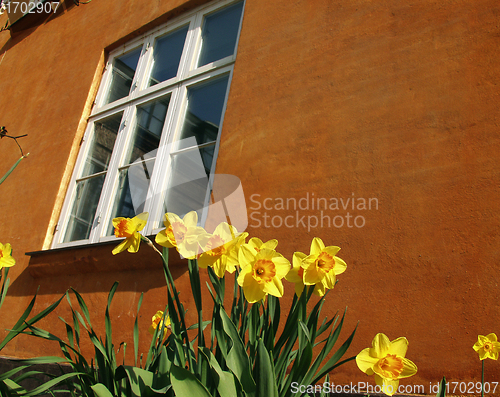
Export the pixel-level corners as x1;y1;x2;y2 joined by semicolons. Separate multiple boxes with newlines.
52;0;245;249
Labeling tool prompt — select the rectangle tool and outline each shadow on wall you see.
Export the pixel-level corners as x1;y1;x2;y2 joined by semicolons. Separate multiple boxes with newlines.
7;243;188;296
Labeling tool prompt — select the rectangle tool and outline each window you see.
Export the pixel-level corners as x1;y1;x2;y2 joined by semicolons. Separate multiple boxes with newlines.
52;0;245;248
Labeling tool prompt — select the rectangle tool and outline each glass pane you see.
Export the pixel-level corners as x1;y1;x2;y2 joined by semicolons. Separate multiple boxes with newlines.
178;75;229;147
82;113;122;177
197;1;243;67
105;47;142;104
163;148;210;218
106;160;154;235
124;96;171;165
149;26;188;87
63;174;106;242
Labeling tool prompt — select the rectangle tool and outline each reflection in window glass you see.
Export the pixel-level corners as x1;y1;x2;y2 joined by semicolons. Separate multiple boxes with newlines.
149;26;188;87
163;148;211;218
178;75;229;147
197;1;243;67
105;47;142;104
124;96;171;165
63;174;106;242
105;160;154;235
82;113;122;177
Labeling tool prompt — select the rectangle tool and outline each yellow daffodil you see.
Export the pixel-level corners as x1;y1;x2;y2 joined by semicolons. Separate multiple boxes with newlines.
237;244;290;303
112;212;148;255
356;333;418;396
302;237;346;290
285;251;325;296
148;310;171;341
0;243;15;270
473;334;500;360
198;222;248;278
155;211;209;259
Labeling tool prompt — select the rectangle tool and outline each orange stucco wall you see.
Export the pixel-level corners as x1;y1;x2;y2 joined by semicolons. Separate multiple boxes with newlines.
0;0;499;391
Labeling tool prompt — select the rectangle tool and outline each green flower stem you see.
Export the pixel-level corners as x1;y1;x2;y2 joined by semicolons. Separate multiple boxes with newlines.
482;359;484;397
143;236;194;370
188;258;205;349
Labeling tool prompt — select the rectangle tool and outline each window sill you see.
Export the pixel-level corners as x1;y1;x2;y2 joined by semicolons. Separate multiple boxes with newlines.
26;238;183;278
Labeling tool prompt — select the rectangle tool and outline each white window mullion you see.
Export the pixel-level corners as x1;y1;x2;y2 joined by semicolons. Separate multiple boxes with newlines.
147;85;185;232
184;13;204;75
134;38;154;93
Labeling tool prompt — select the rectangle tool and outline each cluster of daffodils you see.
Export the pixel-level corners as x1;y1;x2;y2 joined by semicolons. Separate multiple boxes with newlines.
0;242;15;270
356;333;418;396
473;333;500;360
111;211;347;304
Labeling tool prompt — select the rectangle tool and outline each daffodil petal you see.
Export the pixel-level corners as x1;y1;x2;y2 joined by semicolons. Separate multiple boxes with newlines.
313;282;326;296
261;239;278;250
303;265;321;285
486;333;498;342
198;253;217;269
263;277;284;298
237;265;253;286
239;245;256;267
387;337;408;357
112;239;131;255
131;212;149;231
183;211;199;227
127;234;141;253
0;256;15;268
273;256;291;278
376;375;399;396
399;357;418;378
155;230;174;248
242;278;266;303
248;237;264;249
310;237;325;255
333;256;347;275
321;271;336;289
371;333;391;358
322;245;341;257
356;348;377;375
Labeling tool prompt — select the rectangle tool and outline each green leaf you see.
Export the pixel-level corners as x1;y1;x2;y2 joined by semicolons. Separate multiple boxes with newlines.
134;293;143;367
310;323;358;385
255;339;278;397
23;372;86;397
200;347;238;397
91;383;115;397
220;308;256;396
0;292;64;350
0;155;26;186
2;378;25;394
436;377;447;397
115;365;154;397
170;364;213;397
0;365;28;381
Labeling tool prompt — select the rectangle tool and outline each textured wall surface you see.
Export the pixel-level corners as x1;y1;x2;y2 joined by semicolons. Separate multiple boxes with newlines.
0;0;499;390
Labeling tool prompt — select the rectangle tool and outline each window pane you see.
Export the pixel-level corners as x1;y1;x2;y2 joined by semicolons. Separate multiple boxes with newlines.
82;113;122;177
106;160;154;235
163;148;210;218
149;26;188;87
197;1;243;67
124;96;171;165
178;75;229;147
105;47;142;104
63;174;106;242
